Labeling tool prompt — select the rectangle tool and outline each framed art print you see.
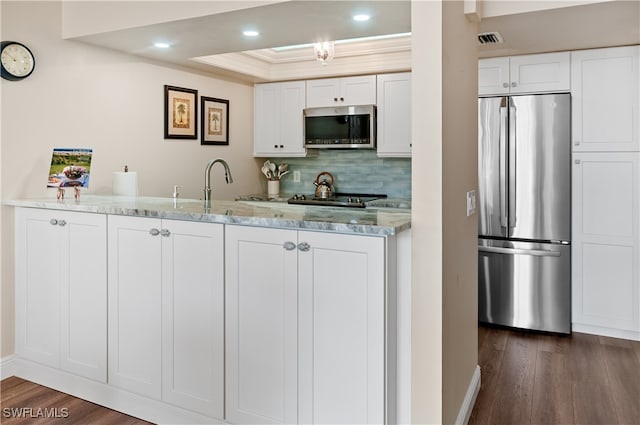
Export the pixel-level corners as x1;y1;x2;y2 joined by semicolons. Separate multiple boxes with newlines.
201;96;229;145
164;85;197;139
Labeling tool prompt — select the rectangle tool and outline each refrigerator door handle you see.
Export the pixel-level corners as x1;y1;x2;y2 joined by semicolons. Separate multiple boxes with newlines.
499;102;508;228
508;100;517;231
478;246;561;257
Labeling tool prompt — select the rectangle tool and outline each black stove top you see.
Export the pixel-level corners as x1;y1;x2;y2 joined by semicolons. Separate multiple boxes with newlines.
287;193;387;208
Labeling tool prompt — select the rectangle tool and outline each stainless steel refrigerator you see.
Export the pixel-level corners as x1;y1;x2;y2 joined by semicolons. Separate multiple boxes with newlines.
478;93;571;334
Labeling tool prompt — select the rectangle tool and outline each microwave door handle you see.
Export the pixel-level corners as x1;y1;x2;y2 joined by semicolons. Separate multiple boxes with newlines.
499;102;508;229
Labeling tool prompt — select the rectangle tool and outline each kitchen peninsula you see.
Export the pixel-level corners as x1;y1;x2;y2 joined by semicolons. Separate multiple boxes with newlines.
6;196;411;424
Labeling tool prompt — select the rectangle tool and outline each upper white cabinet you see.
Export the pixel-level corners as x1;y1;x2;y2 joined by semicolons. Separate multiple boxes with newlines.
377;72;412;157
571;45;639;152
108;215;224;418
479;52;570;96
15;208;107;382
225;225;388;424
306;75;376;108
572;152;640;339
254;81;306;157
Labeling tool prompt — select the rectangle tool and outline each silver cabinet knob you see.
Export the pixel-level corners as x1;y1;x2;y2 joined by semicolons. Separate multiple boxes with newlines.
57;220;67;227
511;82;517;87
574;140;580;146
283;241;296;251
502;83;509;88
160;229;171;237
50;218;58;225
298;242;310;252
149;228;160;236
575;159;581;165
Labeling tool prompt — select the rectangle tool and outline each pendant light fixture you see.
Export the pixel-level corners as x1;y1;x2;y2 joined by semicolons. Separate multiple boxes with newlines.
313;40;335;65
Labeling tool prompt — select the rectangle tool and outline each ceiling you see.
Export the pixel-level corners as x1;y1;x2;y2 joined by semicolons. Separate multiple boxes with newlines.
69;0;639;81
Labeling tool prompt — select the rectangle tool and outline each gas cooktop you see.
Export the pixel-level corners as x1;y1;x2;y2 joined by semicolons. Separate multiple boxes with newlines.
287;193;387;208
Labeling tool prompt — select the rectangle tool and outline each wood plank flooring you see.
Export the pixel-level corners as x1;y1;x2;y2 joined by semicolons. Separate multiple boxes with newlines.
470;325;640;425
0;377;151;425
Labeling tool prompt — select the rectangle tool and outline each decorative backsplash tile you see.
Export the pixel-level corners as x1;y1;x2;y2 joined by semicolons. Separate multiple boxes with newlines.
270;150;411;198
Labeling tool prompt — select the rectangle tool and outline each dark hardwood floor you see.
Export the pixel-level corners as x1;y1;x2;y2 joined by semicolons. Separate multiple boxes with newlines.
470;325;640;425
0;377;151;425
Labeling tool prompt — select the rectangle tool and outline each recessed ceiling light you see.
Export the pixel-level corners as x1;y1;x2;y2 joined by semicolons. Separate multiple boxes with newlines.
353;14;370;22
243;30;259;37
154;42;170;48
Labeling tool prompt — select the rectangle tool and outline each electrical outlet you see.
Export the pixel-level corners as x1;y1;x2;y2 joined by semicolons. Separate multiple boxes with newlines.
293;170;301;183
466;190;476;217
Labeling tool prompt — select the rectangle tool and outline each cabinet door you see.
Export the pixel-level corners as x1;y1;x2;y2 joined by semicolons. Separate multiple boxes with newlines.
108;215;162;399
306;76;376;107
59;211;107;382
298;231;386;424
509;52;570;94
377;72;412;157
225;225;299;424
15;208;62;368
572;46;639;152
254;81;306;157
478;57;510;96
161;220;224;418
572;152;640;335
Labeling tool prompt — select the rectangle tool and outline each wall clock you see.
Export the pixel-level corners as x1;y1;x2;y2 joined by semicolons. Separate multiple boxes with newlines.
1;41;35;81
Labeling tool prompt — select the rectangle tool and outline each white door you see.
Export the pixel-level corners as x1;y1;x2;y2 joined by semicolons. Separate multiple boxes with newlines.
572;152;640;335
509;52;570;94
108;215;162;399
298;231;386;424
306;78;341;107
161;220;224;418
478;57;510;96
377;72;412;157
254;83;281;156
279;81;306;156
15;208;63;368
572;46;639;152
59;211;107;382
340;75;377;106
225;225;299;424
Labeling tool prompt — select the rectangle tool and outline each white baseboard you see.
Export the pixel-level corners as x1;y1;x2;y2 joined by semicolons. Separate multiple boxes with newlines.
1;355;16;380
9;357;223;424
455;365;481;425
572;323;640;341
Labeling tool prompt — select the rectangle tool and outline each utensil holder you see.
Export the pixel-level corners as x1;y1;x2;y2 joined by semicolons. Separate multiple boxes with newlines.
267;180;280;197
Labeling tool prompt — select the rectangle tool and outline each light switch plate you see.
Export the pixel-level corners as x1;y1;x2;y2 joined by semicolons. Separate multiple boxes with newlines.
466;190;476;217
293;170;301;183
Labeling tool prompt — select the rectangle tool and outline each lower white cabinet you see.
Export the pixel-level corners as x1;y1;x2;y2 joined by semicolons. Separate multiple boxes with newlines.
15;208;107;382
572;152;640;339
107;215;224;418
225;225;387;424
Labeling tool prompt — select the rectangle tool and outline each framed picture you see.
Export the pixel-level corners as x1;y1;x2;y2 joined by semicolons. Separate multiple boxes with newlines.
201;96;229;145
164;85;197;139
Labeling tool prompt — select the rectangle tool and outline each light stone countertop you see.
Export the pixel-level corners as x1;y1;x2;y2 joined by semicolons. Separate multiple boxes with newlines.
5;195;411;236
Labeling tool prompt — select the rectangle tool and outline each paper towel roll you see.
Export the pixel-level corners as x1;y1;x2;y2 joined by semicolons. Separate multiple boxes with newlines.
112;171;138;196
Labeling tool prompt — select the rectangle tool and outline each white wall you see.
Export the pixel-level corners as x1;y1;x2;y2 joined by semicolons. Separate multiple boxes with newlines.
0;1;262;357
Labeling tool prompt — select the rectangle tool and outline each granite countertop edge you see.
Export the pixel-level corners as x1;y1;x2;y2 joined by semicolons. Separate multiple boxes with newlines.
5;195;411;236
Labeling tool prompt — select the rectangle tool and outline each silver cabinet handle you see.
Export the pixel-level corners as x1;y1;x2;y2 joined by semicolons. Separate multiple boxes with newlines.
574;140;580;146
575;159;581;165
283;241;296;251
478;246;561;257
50;218;58;225
160;229;171;237
149;228;160;236
57;220;67;227
502;82;509;88
511;82;517;87
298;242;310;252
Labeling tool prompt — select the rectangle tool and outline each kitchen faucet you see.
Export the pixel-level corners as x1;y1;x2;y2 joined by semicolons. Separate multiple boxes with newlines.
204;158;233;207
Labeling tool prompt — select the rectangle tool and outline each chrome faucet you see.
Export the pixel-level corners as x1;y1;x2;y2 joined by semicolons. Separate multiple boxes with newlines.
204;158;233;207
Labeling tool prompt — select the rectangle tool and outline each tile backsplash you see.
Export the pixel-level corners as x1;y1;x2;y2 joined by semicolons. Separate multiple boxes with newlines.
270;150;411;198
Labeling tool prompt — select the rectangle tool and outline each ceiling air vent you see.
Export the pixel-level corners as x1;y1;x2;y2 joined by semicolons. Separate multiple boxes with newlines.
478;31;504;45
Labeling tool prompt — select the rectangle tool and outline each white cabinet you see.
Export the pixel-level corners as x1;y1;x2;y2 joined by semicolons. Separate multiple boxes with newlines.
15;208;107;382
572;153;640;339
254;81;306;157
376;72;412;157
478;52;570;96
571;46;639;152
108;215;224;417
306;75;376;108
225;225;387;424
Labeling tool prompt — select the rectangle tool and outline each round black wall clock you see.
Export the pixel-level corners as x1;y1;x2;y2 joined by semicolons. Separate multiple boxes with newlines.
1;41;35;81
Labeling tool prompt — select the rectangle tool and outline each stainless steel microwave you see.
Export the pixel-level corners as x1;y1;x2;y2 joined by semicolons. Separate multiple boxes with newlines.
304;105;376;149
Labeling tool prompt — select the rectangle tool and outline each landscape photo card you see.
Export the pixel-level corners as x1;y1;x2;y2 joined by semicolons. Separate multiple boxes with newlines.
47;148;93;188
